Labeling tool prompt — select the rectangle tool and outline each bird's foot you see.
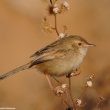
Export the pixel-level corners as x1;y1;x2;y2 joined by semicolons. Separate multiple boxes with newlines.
66;69;81;78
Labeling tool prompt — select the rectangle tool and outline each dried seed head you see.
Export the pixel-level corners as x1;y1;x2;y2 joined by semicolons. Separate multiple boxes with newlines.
86;80;93;87
76;99;82;106
53;7;60;14
62;1;70;10
89;73;95;79
54;86;64;96
61;84;68;89
56;89;64;95
41;17;54;32
58;33;66;38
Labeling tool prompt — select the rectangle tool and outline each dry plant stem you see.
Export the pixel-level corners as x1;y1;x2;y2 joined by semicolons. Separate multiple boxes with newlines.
50;0;53;5
54;14;59;36
68;77;77;110
68;77;72;100
96;97;105;109
46;75;72;108
62;89;74;109
45;74;71;107
61;95;70;107
63;100;70;107
49;0;59;36
52;76;62;84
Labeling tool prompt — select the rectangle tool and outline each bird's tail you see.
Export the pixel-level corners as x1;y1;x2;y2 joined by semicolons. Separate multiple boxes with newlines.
0;62;31;80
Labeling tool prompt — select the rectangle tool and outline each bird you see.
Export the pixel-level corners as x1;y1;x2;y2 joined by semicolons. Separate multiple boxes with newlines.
0;35;95;83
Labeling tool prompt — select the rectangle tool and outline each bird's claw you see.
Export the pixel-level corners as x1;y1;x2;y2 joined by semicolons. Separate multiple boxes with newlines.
66;69;81;78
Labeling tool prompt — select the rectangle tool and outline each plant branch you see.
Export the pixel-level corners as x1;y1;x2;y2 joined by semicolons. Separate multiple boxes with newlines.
50;0;53;5
54;14;59;36
68;77;77;110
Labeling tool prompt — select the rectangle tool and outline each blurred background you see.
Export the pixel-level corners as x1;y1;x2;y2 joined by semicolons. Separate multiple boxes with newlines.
0;0;110;110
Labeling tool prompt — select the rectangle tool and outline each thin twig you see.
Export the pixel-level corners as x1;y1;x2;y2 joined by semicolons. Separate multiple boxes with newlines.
49;0;59;36
68;77;72;100
61;95;70;107
52;76;62;84
50;0;53;5
54;14;59;36
96;97;105;109
68;77;77;110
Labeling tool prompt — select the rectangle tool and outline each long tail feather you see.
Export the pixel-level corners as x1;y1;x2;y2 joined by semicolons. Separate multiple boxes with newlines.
0;62;31;80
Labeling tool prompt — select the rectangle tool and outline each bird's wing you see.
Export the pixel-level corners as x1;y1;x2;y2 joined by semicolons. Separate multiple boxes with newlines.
29;49;67;68
30;39;61;58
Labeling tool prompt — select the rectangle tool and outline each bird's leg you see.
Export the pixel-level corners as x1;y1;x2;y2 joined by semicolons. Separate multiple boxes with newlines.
45;74;54;90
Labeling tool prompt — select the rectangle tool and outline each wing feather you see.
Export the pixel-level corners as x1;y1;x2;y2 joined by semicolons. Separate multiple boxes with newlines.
29;49;67;68
30;39;60;57
29;37;70;68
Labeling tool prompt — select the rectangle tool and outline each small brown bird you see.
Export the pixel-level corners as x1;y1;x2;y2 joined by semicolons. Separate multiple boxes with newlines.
0;35;95;82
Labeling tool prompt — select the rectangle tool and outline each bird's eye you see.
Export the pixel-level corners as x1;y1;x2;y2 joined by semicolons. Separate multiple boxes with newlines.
78;42;82;46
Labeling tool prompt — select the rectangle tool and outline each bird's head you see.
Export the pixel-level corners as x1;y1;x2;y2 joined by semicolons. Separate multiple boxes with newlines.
65;35;95;55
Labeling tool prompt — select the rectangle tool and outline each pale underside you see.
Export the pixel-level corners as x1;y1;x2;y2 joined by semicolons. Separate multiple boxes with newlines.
33;51;84;76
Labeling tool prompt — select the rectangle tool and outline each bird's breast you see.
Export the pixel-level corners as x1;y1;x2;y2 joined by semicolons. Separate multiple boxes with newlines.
36;52;85;76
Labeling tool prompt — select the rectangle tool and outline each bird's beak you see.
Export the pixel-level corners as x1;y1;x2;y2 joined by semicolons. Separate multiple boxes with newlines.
85;43;96;47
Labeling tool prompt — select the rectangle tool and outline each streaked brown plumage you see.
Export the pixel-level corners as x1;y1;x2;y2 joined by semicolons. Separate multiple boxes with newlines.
0;35;95;80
